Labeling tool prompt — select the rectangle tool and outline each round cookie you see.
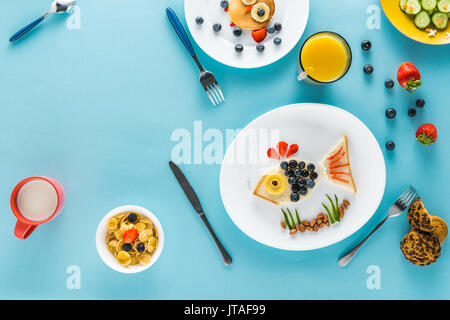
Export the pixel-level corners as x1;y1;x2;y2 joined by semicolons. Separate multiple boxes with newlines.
407;198;433;233
400;230;441;266
228;0;275;30
431;216;448;244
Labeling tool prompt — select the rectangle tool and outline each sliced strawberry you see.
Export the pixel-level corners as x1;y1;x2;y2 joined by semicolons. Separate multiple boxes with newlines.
267;147;280;160
123;228;138;244
230;22;235;27
224;7;229;12
252;28;267;43
277;141;288;157
286;144;299;158
245;5;253;12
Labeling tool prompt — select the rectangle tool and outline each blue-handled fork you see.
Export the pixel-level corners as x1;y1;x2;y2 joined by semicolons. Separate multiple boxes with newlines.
166;7;224;106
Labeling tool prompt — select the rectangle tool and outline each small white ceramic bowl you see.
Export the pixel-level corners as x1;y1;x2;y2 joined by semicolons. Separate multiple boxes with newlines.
96;205;164;274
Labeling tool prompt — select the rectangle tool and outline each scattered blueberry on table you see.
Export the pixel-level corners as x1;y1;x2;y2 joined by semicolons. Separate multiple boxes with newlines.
256;43;265;52
220;0;229;9
195;17;204;25
235;44;243;53
213;23;222;32
416;98;425;108
408;108;417;117
386;108;397;119
274;37;282;45
267;26;275;34
361;40;372;50
363;64;374;74
233;27;242;37
386;141;396;151
385;79;395;88
274;23;282;32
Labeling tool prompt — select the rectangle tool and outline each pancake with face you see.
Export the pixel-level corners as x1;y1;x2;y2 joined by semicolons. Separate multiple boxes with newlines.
228;0;276;30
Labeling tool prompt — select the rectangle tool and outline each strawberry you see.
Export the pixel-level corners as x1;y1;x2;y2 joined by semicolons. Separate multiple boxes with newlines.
267;147;280;160
397;62;422;93
277;141;288;157
286;144;299;158
416;124;437;145
252;28;267;43
230;22;235;27
245;5;253;12
123;228;138;243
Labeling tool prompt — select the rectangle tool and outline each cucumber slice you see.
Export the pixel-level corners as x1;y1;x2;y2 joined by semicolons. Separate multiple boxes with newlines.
400;0;409;11
415;11;431;28
422;0;437;11
432;12;448;28
405;0;422;14
437;0;450;12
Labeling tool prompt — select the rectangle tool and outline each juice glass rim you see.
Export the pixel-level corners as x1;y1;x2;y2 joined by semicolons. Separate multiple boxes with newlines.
299;31;352;84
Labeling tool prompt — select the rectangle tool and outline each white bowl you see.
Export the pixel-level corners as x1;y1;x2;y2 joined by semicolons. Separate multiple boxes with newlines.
95;205;164;274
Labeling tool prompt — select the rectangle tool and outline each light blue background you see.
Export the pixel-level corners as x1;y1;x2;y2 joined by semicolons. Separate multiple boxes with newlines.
0;0;449;300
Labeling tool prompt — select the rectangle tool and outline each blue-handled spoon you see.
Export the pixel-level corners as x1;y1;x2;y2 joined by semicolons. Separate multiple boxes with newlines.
9;0;76;43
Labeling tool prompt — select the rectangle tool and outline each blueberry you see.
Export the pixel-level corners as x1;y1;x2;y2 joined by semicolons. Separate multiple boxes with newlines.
416;99;425;108
289;160;298;168
128;213;137;223
408;108;417;117
307;163;315;171
267;26;275;34
298;179;306;186
361;40;371;51
235;44;243;53
136;243;145;253
220;0;229;9
299;187;308;196
386;141;395;151
122;243;132;251
257;8;265;16
306;179;315;189
385;108;396;119
385;79;394;89
256;44;265;52
285;169;294;177
290;193;300;202
301;170;309;177
213;23;222;32
363;64;373;74
291;184;300;192
195;17;204;25
293;168;301;177
274;23;282;32
298;161;306;169
280;161;288;170
273;37;282;45
233;27;242;37
288;177;297;185
310;171;318;180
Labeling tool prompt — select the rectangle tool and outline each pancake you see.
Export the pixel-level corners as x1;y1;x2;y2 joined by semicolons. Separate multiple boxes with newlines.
430;216;448;244
400;229;441;266
228;0;276;30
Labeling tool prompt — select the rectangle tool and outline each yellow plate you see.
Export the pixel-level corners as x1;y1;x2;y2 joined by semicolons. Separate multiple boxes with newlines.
380;0;449;45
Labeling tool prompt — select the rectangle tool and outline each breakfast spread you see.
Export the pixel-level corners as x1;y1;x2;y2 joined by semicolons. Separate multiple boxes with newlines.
319;136;357;194
400;198;447;266
106;212;159;267
399;0;449;32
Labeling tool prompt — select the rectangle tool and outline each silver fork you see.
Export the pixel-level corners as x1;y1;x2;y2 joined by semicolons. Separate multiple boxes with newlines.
166;8;224;106
338;186;417;267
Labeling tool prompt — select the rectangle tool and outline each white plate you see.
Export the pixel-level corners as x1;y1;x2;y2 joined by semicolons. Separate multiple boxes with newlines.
219;103;386;251
185;0;310;69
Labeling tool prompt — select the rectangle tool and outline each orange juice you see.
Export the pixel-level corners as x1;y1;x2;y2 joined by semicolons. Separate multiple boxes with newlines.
299;32;351;83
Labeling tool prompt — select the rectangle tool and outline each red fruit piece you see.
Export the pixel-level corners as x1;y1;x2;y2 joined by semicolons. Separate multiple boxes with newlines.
230;22;235;27
397;62;422;93
123;228;139;244
267;147;280;160
416;123;437;145
286;144;299;158
252;28;267;43
224;7;229;12
277;141;288;157
245;5;253;12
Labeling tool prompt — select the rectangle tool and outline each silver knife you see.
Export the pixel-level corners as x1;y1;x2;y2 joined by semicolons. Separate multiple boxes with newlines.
169;161;232;266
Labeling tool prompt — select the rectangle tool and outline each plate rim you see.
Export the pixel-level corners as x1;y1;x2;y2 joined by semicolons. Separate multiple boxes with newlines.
219;103;386;251
184;0;311;69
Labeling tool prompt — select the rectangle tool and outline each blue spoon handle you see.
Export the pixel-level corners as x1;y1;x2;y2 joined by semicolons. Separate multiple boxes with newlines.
166;7;196;57
9;15;47;43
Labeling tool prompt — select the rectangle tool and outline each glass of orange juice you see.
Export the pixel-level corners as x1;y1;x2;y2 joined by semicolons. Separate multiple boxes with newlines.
297;32;352;85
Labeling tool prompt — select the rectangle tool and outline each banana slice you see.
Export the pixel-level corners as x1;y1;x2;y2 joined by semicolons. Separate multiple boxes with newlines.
264;174;286;195
251;3;270;23
242;0;257;4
